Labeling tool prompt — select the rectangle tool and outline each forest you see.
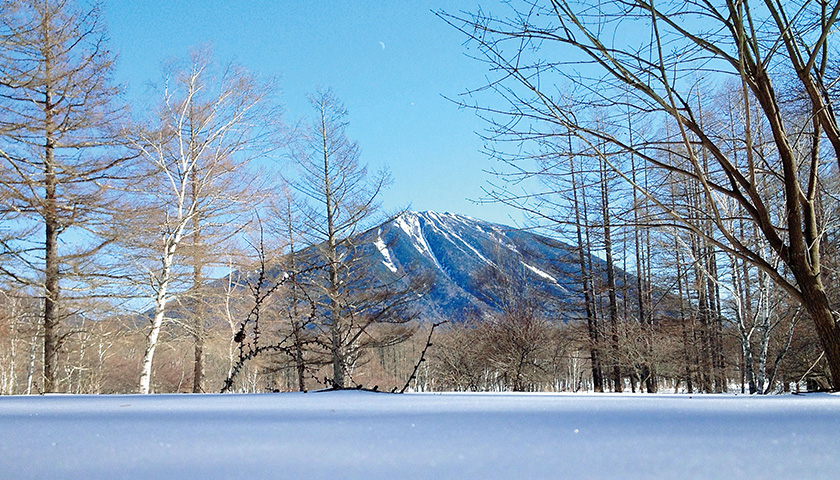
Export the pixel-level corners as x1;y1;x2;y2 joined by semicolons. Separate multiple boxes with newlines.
1;0;839;396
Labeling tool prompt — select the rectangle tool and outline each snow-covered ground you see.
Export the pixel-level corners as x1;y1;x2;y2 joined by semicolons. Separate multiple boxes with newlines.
1;391;838;479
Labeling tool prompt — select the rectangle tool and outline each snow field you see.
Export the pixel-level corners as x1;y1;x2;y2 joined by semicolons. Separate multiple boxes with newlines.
0;391;838;479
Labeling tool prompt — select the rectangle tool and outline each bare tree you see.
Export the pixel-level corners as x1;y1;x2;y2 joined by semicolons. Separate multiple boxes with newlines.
467;243;563;391
220;228;315;394
442;0;840;389
128;48;274;394
568;152;604;392
290;89;423;388
268;184;309;391
0;0;129;392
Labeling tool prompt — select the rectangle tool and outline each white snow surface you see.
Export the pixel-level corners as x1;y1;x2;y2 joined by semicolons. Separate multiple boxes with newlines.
395;213;441;268
374;230;398;273
425;212;494;267
521;261;558;284
1;392;839;479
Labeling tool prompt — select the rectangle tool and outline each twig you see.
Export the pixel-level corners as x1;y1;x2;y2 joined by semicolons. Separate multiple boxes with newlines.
399;321;447;393
221;271;321;393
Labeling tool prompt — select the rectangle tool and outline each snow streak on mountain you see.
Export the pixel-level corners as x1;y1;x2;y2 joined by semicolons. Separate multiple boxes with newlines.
357;211;587;321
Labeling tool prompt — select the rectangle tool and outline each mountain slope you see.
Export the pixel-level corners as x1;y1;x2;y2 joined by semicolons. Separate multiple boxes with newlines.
351;211;597;321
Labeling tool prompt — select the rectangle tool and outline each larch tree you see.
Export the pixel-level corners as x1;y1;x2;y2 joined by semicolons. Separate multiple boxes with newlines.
268;183;309;392
0;0;128;392
442;0;840;390
569;152;604;392
290;89;421;389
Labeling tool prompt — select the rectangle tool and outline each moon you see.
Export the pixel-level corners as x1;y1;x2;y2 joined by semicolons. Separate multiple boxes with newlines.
379;41;386;50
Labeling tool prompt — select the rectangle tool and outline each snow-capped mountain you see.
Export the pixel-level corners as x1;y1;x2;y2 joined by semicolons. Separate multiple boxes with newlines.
351;211;590;321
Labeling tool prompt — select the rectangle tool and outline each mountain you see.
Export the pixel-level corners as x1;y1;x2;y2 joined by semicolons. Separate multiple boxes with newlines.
170;211;628;326
346;211;597;322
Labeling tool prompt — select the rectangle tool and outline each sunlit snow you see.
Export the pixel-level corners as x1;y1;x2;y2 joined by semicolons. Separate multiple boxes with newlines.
374;230;398;273
395;213;441;268
425;212;494;266
1;392;838;479
521;261;558;283
446;229;493;265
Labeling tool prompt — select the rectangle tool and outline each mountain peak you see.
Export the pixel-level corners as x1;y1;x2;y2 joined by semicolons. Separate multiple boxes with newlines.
363;210;581;321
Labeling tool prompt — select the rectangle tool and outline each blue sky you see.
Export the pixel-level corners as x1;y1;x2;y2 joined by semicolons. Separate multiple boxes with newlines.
103;1;525;227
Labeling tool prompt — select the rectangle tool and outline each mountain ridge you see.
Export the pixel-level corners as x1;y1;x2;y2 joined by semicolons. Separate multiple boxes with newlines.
348;210;591;321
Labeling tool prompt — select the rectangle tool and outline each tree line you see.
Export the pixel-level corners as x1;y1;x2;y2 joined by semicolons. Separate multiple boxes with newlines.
1;0;838;395
438;0;840;392
0;0;421;394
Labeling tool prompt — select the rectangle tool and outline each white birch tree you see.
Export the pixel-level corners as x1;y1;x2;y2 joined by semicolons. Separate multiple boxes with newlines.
130;48;275;394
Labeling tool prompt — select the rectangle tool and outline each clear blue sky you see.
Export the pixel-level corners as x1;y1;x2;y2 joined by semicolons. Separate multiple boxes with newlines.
103;1;525;227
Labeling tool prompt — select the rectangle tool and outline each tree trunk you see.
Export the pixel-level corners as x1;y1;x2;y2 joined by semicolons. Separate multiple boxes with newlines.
26;328;38;395
323;109;345;389
570;153;603;392
191;215;205;393
797;276;840;389
630;142;656;393
189;113;205;394
191;263;205;393
600;159;622;392
674;239;694;394
139;239;178;394
731;252;758;394
282;200;307;392
42;80;60;393
139;287;168;394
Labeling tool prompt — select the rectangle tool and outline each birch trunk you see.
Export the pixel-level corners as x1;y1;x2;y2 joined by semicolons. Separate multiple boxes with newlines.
139;232;183;394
